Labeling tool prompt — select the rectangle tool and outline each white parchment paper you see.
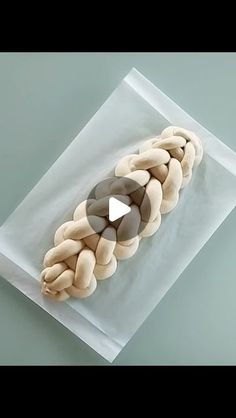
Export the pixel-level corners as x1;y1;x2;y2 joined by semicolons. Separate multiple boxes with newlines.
0;68;236;362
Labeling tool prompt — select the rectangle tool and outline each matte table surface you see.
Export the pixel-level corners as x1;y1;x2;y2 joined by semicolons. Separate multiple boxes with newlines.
0;53;235;365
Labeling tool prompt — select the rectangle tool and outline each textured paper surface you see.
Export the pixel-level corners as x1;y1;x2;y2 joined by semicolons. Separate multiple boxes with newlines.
0;68;236;362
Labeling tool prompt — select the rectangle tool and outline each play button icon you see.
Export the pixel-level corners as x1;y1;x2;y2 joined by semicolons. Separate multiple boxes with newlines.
86;176;152;242
108;197;131;222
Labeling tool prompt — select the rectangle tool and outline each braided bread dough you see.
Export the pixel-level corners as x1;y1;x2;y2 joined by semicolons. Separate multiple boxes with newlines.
41;126;203;301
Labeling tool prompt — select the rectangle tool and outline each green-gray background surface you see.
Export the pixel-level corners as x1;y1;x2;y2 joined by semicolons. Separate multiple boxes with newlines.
0;53;235;365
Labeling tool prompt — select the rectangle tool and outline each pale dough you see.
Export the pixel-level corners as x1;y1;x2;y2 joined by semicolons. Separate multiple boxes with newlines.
41;126;203;301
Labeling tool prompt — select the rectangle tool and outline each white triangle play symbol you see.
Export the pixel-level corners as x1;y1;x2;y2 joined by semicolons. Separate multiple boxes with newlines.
109;197;131;222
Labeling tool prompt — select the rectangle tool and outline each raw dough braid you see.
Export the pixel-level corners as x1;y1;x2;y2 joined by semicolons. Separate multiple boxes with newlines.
41;126;203;301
